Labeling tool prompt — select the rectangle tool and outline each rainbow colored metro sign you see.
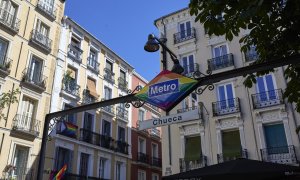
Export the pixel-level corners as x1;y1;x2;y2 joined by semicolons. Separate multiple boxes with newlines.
135;70;198;110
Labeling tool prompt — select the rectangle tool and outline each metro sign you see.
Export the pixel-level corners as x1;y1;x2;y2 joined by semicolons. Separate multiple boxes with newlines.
135;70;197;110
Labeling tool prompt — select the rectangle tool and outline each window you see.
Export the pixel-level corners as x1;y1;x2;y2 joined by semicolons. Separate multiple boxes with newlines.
118;126;125;142
71;36;80;48
138;137;146;153
40;0;54;12
181;55;194;74
88;49;98;69
179;21;191;38
152;173;159;180
36;19;50;38
217;83;234;109
99;158;106;179
120;70;126;80
64;104;76;124
55;147;72;172
256;74;277;101
106;60;113;72
0;0;18;25
191;93;197;107
28;56;43;83
245;45;258;62
222;130;241;160
0;37;8;66
83;112;93;131
152;143;158;158
79;153;89;176
116;162;121;180
264;124;288;154
138;110;144;121
213;45;228;58
20;96;37;131
11;145;29;177
86;78;98;97
138;170;146;180
104;86;112;100
102;120;111;136
185;136;201;161
66;66;77;80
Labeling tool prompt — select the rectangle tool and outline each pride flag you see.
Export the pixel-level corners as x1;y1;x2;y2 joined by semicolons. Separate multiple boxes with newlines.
58;121;77;138
52;164;67;180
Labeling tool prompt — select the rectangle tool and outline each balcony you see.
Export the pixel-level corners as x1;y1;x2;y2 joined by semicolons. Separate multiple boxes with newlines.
87;57;100;74
151;157;162;168
101;104;115;116
174;28;196;44
67;44;83;63
61;79;80;98
207;53;234;71
79;128;100;145
36;0;56;21
0;7;20;34
182;63;200;78
251;89;283;109
115;140;129;154
217;149;248;163
3;166;34;180
180;156;207;172
63;173;110;180
30;29;52;53
100;134;114;150
150;128;160;138
103;68;115;84
261;146;298;164
11;114;41;139
82;89;97;104
116;106;128;122
21;68;47;93
118;77;128;92
137;152;149;164
212;98;240;116
245;52;259;62
0;56;12;77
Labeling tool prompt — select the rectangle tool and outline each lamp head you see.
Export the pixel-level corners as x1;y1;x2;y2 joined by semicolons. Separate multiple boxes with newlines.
171;59;185;74
144;34;160;52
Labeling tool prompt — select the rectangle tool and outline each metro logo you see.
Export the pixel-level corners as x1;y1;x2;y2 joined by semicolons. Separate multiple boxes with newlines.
148;79;179;97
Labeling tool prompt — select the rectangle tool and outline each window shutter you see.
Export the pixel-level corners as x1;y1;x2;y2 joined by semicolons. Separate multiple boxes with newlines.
184;136;201;161
87;78;98;97
222;131;241;158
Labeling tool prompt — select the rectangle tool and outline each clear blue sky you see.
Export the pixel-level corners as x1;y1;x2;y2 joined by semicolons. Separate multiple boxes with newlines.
65;1;189;81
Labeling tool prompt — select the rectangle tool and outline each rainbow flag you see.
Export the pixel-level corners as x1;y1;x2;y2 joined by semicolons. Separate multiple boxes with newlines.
52;164;67;180
59;122;77;138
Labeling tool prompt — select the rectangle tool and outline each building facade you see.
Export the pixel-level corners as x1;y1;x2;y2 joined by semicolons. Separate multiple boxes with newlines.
0;0;65;179
44;17;134;180
154;7;300;176
131;72;162;180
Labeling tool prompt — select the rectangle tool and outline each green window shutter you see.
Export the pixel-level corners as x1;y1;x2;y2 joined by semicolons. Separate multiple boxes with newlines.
184;136;202;161
222;130;241;158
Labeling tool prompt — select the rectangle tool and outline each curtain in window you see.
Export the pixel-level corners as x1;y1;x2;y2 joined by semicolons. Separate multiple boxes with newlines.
264;124;288;154
87;78;98;97
222;130;241;159
184;136;201;161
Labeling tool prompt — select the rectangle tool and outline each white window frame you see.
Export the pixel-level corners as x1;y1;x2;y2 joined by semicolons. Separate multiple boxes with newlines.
138;137;146;154
138;169;146;180
212;43;229;58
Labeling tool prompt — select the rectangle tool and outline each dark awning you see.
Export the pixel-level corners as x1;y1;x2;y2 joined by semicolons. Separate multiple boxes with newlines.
162;158;300;180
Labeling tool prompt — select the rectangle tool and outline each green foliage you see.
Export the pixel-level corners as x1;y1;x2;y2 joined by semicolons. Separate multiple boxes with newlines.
0;89;20;120
190;0;300;113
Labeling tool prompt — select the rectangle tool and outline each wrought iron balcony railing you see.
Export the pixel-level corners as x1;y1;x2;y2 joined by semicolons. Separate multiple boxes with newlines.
150;128;160;137
22;68;47;90
0;56;12;76
62;79;80;97
12;114;41;136
82;89;97;104
245;52;259;62
4;166;34;180
180;156;207;172
183;63;200;77
137;152;149;164
251;89;283;109
63;173;110;180
151;157;162;167
37;0;56;20
115;140;129;154
79;128;100;145
261;145;298;164
103;68;115;84
87;57;100;73
30;29;52;52
174;28;196;44
116;106;128;122
217;149;248;163
100;134;114;150
208;53;234;71
68;44;83;63
0;7;20;33
101;105;115;115
118;77;128;91
212;98;240;116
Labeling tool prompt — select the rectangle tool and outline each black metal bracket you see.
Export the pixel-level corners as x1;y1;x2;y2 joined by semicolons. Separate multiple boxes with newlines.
193;69;215;95
125;85;145;108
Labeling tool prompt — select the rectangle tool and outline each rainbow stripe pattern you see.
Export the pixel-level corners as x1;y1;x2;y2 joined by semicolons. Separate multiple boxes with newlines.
58;121;77;138
135;70;197;110
52;164;67;180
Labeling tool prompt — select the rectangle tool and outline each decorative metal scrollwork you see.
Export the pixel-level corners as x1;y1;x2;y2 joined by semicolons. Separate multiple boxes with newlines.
125;85;145;108
195;84;215;95
193;68;214;95
192;68;212;79
48;116;66;139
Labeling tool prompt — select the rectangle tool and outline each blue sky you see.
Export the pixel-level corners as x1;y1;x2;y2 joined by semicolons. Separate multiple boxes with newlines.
65;1;190;81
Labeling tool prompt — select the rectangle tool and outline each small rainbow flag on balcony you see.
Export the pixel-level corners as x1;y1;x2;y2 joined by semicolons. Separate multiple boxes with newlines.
58;121;77;138
52;164;67;180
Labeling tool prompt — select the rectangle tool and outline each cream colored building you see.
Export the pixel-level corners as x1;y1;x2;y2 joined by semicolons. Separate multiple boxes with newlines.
0;0;65;179
154;7;300;176
45;17;134;180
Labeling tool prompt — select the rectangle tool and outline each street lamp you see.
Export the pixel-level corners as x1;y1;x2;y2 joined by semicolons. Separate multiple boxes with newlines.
144;34;184;74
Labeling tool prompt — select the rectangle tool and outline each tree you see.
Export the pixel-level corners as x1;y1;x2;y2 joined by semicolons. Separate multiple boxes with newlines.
0;89;20;120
